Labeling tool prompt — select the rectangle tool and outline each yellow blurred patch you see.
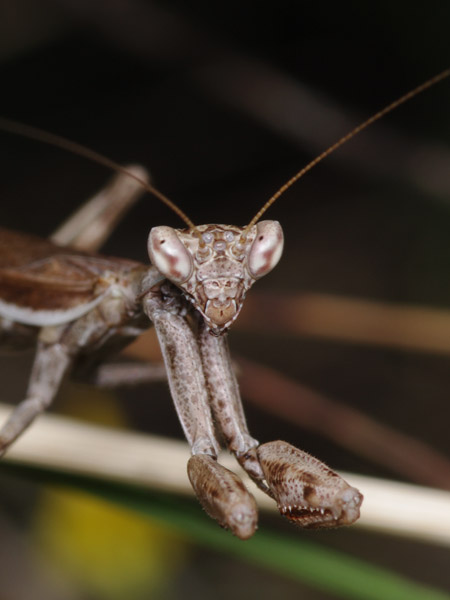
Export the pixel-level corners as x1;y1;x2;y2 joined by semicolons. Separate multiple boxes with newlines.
33;487;188;600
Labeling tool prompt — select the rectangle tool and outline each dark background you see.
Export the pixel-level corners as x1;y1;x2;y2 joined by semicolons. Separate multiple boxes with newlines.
0;1;449;599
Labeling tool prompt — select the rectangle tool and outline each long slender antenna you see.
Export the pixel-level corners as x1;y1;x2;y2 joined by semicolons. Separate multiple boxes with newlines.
0;117;196;230
244;68;450;234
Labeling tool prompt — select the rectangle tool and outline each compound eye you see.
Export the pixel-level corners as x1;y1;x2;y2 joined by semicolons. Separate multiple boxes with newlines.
247;220;284;279
148;226;193;284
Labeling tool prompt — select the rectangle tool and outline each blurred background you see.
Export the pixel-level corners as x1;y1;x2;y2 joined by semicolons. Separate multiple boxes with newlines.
0;0;449;598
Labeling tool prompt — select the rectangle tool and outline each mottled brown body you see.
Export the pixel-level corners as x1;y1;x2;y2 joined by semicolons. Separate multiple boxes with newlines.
2;72;449;538
41;83;450;536
3;72;448;536
0;202;363;539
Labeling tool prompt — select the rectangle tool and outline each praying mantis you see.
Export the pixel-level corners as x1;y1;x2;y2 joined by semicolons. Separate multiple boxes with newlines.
0;69;447;539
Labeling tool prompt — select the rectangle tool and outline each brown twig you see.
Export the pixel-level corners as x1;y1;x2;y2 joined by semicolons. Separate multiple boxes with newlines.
240;292;450;355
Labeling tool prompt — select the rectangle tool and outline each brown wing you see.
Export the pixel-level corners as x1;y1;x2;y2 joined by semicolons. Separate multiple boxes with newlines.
0;228;144;313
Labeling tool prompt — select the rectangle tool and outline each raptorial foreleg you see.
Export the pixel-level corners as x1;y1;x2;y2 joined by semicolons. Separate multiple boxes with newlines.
198;321;363;528
143;294;258;539
198;322;270;493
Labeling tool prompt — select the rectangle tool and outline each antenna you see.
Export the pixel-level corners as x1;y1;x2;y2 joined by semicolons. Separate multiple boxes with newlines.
0;117;197;231
243;68;450;236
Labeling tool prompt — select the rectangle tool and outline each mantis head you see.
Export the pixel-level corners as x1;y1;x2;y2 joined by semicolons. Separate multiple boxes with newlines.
148;221;284;334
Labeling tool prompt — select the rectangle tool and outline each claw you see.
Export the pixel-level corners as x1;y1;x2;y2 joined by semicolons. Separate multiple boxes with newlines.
257;441;363;528
187;455;258;540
